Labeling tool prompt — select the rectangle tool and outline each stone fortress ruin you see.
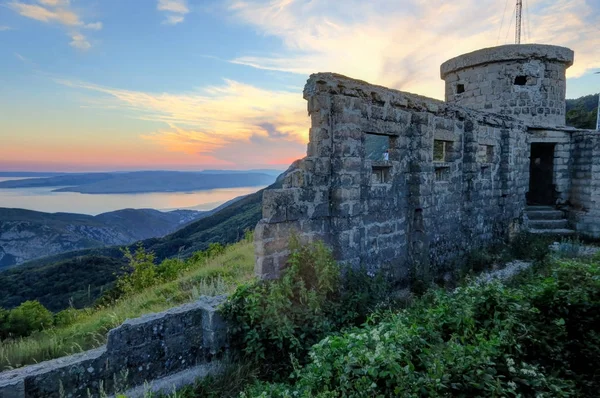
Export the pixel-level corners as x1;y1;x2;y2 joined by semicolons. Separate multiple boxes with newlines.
255;43;600;280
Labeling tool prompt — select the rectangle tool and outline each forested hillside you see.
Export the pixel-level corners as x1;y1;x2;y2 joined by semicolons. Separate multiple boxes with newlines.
0;183;271;311
0;208;204;268
566;93;598;129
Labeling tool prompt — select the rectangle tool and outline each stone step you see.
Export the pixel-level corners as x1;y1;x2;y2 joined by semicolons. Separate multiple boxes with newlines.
526;205;555;211
529;228;576;236
529;219;569;229
526;210;565;220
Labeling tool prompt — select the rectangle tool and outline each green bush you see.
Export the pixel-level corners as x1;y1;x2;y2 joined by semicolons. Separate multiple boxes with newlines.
245;256;600;397
116;245;158;295
221;239;391;379
0;307;9;339
54;307;84;328
156;258;186;282
6;301;53;338
510;232;552;263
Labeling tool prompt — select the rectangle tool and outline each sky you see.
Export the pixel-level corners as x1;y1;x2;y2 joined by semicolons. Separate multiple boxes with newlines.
0;0;599;172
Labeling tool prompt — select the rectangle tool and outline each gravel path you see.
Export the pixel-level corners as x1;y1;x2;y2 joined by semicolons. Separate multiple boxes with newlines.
475;260;532;285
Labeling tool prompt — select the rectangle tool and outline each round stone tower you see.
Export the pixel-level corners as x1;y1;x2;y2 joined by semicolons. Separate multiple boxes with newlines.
440;44;574;127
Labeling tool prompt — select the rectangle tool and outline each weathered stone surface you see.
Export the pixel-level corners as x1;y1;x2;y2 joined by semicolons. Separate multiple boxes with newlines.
0;296;227;398
441;44;574;127
255;44;600;279
255;71;529;280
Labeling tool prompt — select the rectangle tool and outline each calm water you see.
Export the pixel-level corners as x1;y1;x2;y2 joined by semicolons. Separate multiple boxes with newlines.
0;178;263;215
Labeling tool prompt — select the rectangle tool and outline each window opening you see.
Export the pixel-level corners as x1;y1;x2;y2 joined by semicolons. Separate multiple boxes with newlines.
514;76;527;86
434;167;450;182
456;84;465;94
365;134;390;161
434;140;452;162
477;145;494;163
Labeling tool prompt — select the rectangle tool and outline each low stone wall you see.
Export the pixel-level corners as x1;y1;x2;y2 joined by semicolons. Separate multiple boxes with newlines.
569;130;600;238
0;296;228;398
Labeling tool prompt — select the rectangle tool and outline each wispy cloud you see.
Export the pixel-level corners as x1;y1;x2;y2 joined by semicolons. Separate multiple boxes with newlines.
158;0;189;25
8;0;102;49
227;0;600;99
57;78;308;166
0;26;12;31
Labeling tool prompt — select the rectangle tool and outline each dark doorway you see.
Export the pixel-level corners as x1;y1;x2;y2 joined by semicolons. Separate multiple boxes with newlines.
528;143;556;205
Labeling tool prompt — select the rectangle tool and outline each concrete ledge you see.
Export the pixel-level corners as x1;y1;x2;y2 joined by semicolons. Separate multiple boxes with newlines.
441;44;574;78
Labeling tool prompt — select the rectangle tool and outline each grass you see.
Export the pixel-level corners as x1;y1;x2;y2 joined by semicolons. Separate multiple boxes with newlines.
0;240;256;371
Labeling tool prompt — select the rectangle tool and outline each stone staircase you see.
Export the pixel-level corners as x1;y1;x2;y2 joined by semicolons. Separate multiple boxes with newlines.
526;206;575;235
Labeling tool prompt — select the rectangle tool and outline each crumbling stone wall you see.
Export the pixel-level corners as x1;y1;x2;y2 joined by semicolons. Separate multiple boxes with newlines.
255;73;528;280
569;131;600;237
441;45;574;127
0;296;227;398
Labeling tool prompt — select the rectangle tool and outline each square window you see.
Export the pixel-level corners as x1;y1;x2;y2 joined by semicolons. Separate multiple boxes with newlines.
456;84;465;94
371;166;390;184
434;140;452;162
365;134;390;161
514;76;527;86
477;145;494;163
435;167;450;182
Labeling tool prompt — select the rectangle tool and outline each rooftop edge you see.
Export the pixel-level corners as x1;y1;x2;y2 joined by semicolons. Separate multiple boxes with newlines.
440;44;574;79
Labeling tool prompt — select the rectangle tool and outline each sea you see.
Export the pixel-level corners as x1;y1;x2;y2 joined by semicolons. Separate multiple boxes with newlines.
0;177;263;215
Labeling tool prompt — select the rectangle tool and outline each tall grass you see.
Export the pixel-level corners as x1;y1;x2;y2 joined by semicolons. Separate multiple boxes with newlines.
0;241;256;371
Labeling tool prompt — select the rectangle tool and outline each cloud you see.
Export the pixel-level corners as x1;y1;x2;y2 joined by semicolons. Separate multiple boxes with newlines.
57;78;309;167
158;0;189;25
69;33;91;50
227;0;600;99
84;22;102;30
0;26;12;31
8;0;101;49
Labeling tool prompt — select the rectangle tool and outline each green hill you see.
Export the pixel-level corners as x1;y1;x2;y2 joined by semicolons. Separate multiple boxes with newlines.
0;182;274;311
0;207;205;268
566;94;598;129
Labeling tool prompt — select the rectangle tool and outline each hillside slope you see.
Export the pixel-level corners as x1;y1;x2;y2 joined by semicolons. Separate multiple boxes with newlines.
0;208;204;268
0;182;273;311
566;94;598;129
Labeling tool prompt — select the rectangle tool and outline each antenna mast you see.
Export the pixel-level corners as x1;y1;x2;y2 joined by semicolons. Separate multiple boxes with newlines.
515;0;523;44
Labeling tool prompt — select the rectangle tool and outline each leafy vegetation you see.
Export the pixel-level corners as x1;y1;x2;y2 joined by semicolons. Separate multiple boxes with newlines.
0;239;255;370
241;253;600;397
220;238;393;380
566;94;598;129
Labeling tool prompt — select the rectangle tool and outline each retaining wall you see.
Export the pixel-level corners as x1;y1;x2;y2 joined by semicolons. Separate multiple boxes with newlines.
0;296;227;398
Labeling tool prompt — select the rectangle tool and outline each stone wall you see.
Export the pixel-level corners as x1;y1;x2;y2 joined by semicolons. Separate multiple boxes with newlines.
569;130;600;237
0;296;227;398
255;73;529;280
441;45;574;127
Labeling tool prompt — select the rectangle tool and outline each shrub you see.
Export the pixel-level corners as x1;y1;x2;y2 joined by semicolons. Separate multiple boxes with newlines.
156;258;186;282
54;307;84;328
245;256;600;397
510;232;552;263
116;245;158;295
0;307;9;339
6;301;53;338
221;238;391;380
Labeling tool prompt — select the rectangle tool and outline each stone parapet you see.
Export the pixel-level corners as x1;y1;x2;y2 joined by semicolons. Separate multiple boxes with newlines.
0;296;227;398
440;44;574;79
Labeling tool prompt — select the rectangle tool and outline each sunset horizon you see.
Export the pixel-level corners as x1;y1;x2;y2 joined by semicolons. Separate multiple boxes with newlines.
1;0;599;172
